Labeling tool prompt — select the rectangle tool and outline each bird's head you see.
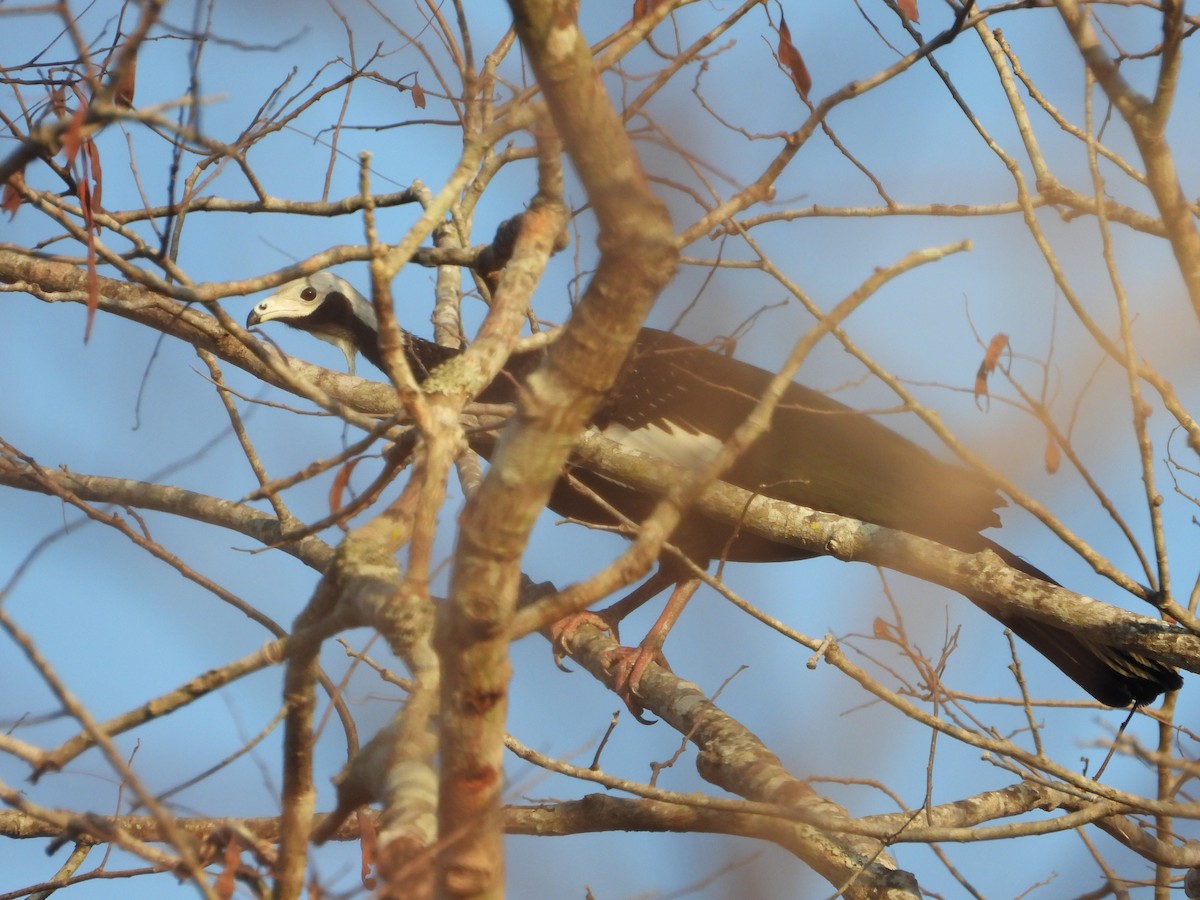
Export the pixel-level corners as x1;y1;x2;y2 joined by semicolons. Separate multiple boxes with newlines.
246;272;379;374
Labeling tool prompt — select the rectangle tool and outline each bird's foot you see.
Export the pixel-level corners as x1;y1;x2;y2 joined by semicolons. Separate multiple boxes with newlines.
601;641;671;724
549;610;619;672
605;642;670;697
550;610;664;723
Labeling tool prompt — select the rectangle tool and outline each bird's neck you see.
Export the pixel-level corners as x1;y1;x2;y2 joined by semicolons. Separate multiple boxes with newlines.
399;332;465;379
394;331;544;407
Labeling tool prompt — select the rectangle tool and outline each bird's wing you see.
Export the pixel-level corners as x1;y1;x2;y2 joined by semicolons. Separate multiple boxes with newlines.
598;328;1004;548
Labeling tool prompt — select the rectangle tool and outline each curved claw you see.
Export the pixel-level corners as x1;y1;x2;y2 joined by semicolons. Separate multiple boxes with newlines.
550;611;666;723
551;575;699;725
550;610;619;671
602;643;671;725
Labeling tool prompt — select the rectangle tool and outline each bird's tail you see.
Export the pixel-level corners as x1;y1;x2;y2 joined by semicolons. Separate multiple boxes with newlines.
976;539;1180;707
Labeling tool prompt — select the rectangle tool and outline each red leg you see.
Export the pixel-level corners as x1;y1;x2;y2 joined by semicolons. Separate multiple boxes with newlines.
549;567;676;664
551;564;703;721
607;576;701;702
598;567;678;624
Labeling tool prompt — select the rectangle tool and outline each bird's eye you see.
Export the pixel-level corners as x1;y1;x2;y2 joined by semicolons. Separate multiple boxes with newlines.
300;287;317;301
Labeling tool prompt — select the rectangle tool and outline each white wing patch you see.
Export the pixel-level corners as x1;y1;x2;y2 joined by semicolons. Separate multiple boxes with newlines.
600;420;723;470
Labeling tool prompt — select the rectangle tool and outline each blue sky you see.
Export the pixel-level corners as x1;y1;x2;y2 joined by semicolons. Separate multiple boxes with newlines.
3;2;1200;897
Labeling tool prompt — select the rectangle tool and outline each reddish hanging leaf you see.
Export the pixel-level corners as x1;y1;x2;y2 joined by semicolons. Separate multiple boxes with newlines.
215;838;240;899
973;333;1009;409
76;158;93;218
410;77;426;110
62;105;87;167
2;168;25;219
112;42;139;109
981;333;1009;373
973;371;989;406
1044;428;1060;474
359;811;378;890
84;138;104;219
329;457;363;526
897;0;920;22
100;36;136;108
82;244;99;342
74;138;103;342
114;53;138;109
778;14;811;99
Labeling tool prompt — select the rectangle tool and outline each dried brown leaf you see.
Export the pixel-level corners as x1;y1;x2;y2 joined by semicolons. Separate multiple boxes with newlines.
114;52;137;108
329;458;363;527
62;106;87;167
359;811;378;890
2;168;25;219
973;372;988;407
84;138;104;217
215;839;240;899
898;0;920;22
69;141;102;342
84;241;99;342
778;14;811;99
973;333;1009;409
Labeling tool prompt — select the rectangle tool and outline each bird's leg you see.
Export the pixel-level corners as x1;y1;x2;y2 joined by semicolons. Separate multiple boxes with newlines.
549;568;675;668
552;563;703;721
606;576;701;705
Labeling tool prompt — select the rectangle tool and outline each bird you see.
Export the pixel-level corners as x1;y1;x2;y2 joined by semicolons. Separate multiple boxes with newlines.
246;272;1182;708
